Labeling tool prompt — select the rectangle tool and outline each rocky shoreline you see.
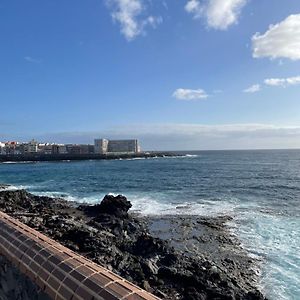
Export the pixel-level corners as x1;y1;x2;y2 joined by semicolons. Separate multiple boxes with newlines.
0;152;178;163
0;186;266;300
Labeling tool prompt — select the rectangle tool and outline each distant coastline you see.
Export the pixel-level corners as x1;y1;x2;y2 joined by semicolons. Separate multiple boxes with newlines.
0;151;178;162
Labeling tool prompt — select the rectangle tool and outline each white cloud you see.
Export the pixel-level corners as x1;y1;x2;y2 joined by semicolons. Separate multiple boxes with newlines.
185;0;202;17
264;78;286;87
243;84;261;93
264;76;300;87
252;14;300;60
106;0;161;41
185;0;248;30
286;77;300;85
24;56;41;63
173;88;209;100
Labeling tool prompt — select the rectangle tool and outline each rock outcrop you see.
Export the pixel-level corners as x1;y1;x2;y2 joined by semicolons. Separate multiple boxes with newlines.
0;189;266;300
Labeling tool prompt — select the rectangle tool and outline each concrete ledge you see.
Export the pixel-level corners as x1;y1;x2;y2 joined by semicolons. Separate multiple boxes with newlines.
0;211;161;300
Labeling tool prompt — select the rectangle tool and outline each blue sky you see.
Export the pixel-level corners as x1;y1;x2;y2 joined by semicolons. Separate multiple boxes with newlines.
0;0;300;150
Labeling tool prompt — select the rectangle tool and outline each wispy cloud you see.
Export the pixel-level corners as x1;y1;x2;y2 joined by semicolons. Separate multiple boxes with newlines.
35;123;300;150
24;56;42;64
252;14;300;61
264;76;300;87
243;84;260;93
185;0;248;30
106;0;162;41
213;89;223;94
173;88;209;100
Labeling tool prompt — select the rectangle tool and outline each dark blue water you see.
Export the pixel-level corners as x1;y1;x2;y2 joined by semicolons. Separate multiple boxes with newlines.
0;150;299;299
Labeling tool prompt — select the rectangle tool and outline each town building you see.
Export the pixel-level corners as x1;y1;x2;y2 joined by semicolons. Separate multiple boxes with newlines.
94;139;109;154
43;144;54;155
66;144;81;155
0;142;22;155
58;145;67;154
0;138;141;156
0;142;5;155
94;138;140;154
24;139;38;153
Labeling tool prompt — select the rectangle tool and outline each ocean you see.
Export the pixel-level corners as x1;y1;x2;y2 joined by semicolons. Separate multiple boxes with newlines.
0;150;299;300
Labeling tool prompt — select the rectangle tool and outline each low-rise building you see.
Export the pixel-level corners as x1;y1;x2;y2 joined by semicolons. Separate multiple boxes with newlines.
24;139;38;154
0;142;6;155
66;144;81;154
1;142;22;155
78;144;94;154
58;145;67;154
43;144;54;155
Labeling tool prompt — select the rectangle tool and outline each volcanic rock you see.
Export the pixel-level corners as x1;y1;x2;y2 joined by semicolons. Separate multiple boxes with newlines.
0;189;267;300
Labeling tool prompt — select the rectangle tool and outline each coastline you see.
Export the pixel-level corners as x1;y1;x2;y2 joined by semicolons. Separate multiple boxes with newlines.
0;186;266;300
0;152;178;163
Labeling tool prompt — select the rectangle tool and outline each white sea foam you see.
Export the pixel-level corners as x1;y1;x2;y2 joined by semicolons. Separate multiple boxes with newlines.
122;157;147;161
230;210;300;300
1;184;32;191
184;154;199;158
163;154;199;159
28;189;234;217
127;194;235;216
1;161;36;164
30;191;112;205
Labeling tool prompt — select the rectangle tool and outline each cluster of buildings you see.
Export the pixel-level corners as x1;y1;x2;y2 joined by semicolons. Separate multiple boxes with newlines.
0;139;141;156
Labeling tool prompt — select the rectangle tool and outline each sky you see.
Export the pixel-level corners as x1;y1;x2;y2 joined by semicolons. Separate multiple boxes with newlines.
0;0;300;150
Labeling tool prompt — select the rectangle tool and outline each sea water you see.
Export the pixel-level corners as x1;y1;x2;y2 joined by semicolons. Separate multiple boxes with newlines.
0;150;299;299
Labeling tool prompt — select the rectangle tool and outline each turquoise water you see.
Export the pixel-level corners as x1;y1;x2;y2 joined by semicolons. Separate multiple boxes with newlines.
0;150;299;299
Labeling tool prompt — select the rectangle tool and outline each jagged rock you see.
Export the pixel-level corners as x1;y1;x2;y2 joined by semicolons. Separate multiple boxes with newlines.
0;189;267;300
79;194;132;218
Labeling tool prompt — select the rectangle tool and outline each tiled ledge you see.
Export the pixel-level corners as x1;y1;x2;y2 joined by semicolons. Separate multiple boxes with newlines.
0;211;161;300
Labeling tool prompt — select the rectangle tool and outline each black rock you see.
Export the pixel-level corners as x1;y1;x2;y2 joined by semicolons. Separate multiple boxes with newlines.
79;194;132;218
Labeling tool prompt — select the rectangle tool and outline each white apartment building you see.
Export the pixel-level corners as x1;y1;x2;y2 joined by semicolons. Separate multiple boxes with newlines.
94;138;139;154
0;142;5;155
24;139;38;153
94;139;109;154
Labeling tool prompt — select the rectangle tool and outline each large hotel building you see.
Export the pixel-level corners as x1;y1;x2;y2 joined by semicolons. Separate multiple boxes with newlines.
94;139;140;154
